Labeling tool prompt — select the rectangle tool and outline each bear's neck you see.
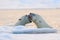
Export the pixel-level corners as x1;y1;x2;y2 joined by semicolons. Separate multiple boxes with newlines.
33;19;52;28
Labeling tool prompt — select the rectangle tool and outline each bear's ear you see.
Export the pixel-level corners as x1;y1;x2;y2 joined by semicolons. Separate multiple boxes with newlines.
30;13;32;14
19;19;21;20
25;15;28;16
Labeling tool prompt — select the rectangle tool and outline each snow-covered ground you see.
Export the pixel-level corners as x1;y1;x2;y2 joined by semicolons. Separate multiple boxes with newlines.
0;33;60;40
0;26;60;40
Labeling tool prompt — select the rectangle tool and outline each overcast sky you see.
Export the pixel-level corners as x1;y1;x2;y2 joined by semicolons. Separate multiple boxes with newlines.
0;0;60;9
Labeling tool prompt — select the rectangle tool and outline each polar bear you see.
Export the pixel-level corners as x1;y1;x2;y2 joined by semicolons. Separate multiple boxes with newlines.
29;13;52;28
0;15;32;33
15;15;32;26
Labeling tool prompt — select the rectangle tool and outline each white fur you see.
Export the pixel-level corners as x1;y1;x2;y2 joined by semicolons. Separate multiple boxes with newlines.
29;13;52;28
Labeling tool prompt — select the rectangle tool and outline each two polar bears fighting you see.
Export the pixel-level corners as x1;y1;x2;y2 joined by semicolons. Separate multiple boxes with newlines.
13;13;57;34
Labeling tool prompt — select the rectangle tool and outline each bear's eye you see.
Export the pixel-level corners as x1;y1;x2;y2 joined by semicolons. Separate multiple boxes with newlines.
19;19;21;20
39;21;41;23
